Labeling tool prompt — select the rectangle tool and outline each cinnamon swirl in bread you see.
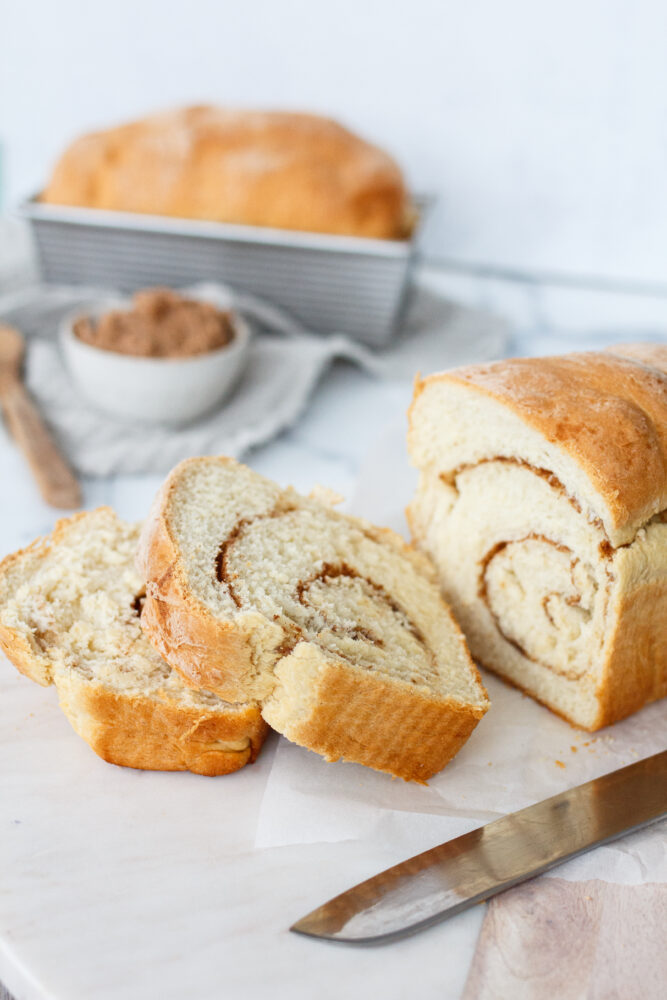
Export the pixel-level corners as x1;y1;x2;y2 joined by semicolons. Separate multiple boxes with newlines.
0;509;267;774
137;457;488;782
407;344;667;730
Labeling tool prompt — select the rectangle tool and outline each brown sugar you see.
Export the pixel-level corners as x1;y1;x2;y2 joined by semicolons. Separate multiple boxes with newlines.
74;289;234;358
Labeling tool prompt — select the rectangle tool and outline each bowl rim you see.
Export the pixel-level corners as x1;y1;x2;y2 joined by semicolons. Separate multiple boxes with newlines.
59;294;251;367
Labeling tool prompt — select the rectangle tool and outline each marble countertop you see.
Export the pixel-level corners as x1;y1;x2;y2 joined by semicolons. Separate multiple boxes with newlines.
1;239;666;1000
0;361;479;1000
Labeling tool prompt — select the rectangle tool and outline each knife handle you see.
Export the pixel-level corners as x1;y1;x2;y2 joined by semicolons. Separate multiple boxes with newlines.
1;381;82;509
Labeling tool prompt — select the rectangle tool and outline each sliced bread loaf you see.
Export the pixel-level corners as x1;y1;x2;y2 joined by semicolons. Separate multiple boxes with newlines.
407;346;667;730
0;508;267;774
137;457;489;781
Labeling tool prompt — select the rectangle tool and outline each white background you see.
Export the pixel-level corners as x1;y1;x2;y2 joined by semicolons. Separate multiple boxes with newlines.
2;0;667;285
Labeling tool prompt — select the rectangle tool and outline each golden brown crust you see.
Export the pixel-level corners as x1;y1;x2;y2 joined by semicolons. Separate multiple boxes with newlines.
412;347;667;538
271;659;485;782
55;672;267;775
42;106;412;240
0;630;268;775
594;574;667;729
139;590;261;700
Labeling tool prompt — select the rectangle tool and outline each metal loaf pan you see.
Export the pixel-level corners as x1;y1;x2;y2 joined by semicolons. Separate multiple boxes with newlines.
20;196;430;348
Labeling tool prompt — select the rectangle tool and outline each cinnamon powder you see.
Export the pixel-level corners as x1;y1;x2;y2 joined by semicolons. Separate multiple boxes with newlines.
74;289;234;358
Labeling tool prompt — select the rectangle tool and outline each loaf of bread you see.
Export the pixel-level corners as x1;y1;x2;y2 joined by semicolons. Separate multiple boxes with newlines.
41;106;413;240
0;508;267;774
137;457;489;782
407;344;667;730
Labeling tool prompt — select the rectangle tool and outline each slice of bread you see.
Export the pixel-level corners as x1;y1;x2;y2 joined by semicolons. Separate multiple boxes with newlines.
137;457;489;782
0;508;267;774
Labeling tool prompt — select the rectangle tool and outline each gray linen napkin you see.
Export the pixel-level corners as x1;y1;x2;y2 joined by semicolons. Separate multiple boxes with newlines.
0;281;507;477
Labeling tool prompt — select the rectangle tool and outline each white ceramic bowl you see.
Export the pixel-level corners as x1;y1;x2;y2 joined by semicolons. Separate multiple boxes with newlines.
59;295;251;426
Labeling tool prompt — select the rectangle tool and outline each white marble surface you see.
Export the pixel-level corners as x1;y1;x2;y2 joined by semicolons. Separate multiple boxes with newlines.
1;263;666;1000
0;364;482;1000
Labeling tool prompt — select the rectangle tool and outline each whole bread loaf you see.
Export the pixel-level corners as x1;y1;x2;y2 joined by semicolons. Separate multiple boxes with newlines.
407;343;667;730
0;508;267;774
42;106;413;240
137;457;489;782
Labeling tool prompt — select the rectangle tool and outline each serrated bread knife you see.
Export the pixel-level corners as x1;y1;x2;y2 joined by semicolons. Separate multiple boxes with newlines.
291;750;667;945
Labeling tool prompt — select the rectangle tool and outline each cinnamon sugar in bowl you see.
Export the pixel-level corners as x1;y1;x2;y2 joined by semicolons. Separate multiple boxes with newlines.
60;288;251;425
72;289;235;358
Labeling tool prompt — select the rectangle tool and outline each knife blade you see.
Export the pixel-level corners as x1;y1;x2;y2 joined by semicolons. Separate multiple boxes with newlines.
291;750;667;945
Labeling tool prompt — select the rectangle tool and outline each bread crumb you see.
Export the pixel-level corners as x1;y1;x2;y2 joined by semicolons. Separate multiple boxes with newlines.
555;759;566;769
309;485;345;507
570;745;578;753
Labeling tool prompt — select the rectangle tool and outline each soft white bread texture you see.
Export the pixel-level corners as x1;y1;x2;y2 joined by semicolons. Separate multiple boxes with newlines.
137;457;488;782
0;509;267;774
407;344;667;731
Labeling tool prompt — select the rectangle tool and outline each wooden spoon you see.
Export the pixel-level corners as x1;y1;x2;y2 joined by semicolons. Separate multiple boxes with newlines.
0;324;81;509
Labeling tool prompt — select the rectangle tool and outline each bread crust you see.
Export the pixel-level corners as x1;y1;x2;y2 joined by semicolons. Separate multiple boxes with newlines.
55;670;267;776
263;647;486;782
136;461;281;702
407;345;667;731
594;572;667;729
42;106;412;240
409;347;667;543
0;509;268;775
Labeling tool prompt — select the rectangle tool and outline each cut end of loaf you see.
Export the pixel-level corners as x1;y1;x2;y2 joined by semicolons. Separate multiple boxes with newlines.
408;347;667;730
